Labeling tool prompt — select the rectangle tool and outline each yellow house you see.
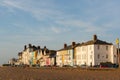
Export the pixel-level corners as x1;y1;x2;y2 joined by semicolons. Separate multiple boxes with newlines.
32;50;38;65
57;49;67;66
56;42;78;67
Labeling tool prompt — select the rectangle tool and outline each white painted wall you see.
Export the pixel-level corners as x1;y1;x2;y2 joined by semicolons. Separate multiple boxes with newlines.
76;46;88;66
22;48;31;65
75;44;117;66
87;45;94;66
56;51;62;66
94;45;117;65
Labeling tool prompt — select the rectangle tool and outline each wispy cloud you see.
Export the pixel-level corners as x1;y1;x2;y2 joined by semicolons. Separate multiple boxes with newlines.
0;0;120;37
1;0;63;21
51;27;61;34
0;0;120;65
51;26;71;34
56;19;103;33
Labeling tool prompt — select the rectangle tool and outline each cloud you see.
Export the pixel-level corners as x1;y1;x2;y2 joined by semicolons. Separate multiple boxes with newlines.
1;0;120;37
51;27;61;33
55;19;102;33
1;0;120;66
0;0;63;21
85;0;120;19
51;26;71;34
2;0;23;9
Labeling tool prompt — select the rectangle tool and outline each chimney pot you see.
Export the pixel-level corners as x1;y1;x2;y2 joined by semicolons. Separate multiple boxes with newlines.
64;44;67;49
29;44;32;48
44;46;46;49
38;46;40;49
24;45;27;50
72;42;76;46
93;34;97;41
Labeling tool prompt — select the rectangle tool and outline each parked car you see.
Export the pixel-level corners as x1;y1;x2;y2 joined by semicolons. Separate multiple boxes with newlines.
112;64;119;68
93;65;100;68
80;64;88;68
100;62;119;68
62;65;72;67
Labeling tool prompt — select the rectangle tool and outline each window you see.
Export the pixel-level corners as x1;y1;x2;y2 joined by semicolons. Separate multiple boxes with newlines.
79;55;81;60
84;54;86;59
82;47;84;51
69;57;71;60
84;62;86;65
82;46;86;51
60;57;62;60
106;46;108;50
82;55;84;59
90;55;92;59
97;45;100;50
91;51;93;54
90;62;92;67
98;54;100;59
89;46;91;50
106;54;108;59
82;54;86;59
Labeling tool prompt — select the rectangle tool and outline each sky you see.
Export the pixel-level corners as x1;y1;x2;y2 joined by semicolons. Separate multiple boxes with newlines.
0;0;120;65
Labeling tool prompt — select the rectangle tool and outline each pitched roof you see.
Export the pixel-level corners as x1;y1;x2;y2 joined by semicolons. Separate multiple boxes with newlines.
81;39;112;46
58;43;80;51
58;35;112;51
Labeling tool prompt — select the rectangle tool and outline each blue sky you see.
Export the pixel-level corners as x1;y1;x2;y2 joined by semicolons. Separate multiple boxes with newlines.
0;0;120;65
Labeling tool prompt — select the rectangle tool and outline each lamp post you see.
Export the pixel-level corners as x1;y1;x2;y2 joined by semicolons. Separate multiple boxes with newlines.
116;38;119;65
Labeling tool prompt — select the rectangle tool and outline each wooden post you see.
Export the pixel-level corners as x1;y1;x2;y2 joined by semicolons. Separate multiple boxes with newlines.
116;38;119;65
118;42;119;65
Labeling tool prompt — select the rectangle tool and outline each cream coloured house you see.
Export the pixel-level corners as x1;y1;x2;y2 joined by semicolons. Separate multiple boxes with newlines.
56;35;117;67
75;35;117;66
21;45;32;65
20;44;39;65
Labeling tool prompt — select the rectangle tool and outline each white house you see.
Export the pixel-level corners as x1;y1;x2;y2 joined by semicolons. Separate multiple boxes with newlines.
75;35;117;66
21;46;31;65
21;44;38;65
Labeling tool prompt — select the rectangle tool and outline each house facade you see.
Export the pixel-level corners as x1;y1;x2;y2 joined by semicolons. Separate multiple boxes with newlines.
56;48;68;67
10;35;118;67
20;44;56;66
56;42;76;67
37;46;51;66
22;49;30;65
75;35;117;66
56;35;117;67
37;49;56;66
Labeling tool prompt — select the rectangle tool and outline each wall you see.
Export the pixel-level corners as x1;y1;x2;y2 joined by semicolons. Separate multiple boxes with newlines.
94;44;117;65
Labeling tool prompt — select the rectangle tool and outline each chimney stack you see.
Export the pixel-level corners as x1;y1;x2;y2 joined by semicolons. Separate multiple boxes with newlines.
44;46;47;50
72;42;76;47
24;45;27;50
37;46;41;53
93;34;97;41
38;46;40;50
29;44;32;48
64;43;67;49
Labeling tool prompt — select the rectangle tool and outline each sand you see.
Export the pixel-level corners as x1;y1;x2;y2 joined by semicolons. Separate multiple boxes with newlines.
0;67;120;80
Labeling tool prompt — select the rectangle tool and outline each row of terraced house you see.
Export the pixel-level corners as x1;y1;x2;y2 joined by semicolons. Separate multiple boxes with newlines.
16;45;56;67
9;35;118;67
